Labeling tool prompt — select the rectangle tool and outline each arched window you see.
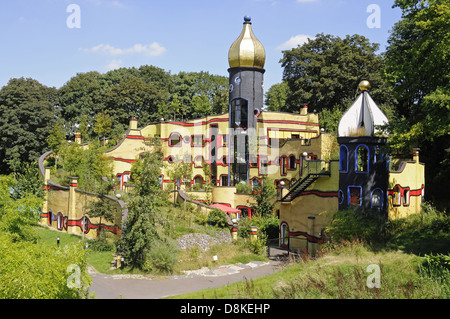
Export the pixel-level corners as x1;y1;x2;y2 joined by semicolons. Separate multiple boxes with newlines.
169;132;182;147
371;189;383;208
194;175;204;185
251;178;260;190
339;145;348;172
356;145;369;172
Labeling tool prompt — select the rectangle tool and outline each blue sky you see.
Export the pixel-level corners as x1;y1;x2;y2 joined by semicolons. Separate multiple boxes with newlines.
0;0;402;92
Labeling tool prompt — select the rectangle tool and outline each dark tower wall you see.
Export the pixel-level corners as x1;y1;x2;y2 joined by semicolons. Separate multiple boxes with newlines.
338;136;389;219
228;67;265;185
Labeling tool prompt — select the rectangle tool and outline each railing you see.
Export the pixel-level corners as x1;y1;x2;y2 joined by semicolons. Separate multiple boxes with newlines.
302;159;330;176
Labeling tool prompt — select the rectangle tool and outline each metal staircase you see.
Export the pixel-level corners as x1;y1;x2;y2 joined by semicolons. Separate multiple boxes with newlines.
280;160;331;202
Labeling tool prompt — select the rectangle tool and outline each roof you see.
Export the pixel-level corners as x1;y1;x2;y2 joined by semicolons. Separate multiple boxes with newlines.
210;203;241;214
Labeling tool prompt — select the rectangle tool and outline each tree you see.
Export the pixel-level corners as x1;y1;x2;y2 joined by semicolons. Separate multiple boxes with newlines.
265;82;290;111
86;195;118;236
280;33;395;114
119;150;170;270
0;78;57;174
93;110;112;145
384;0;450;209
249;176;277;217
47;121;67;169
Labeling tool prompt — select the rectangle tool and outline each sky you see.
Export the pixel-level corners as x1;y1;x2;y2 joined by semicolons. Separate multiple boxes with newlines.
0;0;403;93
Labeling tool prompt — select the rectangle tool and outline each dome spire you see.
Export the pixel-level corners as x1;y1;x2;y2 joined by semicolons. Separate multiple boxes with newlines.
228;16;265;69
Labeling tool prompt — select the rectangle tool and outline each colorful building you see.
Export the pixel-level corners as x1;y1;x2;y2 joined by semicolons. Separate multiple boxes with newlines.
39;17;424;246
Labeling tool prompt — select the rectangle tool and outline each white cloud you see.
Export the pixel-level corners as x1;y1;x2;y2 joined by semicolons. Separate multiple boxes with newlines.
80;42;167;57
277;34;315;50
105;59;123;70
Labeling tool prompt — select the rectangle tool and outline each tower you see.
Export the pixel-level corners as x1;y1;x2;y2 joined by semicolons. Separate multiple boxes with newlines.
337;81;390;217
227;16;266;185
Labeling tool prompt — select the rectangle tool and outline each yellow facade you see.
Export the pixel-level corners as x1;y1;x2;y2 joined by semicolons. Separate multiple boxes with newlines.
388;150;425;219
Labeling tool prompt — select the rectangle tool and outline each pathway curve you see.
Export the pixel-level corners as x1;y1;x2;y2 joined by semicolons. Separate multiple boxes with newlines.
88;259;283;299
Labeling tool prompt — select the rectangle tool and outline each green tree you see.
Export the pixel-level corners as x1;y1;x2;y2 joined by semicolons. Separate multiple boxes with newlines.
47;121;67;169
86;195;118;236
0;175;42;243
384;0;450;209
0;78;57;174
280;33;395;114
249;176;277;217
58;71;104;134
265;82;290;111
0;233;91;298
119;150;171;270
93;110;112;145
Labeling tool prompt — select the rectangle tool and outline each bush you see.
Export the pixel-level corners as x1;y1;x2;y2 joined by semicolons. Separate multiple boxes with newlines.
142;239;179;274
208;208;229;228
237;215;280;240
325;208;383;244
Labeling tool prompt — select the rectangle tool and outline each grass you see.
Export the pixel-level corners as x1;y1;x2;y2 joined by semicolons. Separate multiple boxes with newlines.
168;205;450;299
168;240;449;299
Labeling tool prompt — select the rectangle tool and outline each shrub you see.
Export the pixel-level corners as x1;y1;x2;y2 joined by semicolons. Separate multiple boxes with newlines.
143;238;179;274
208;208;228;228
324;208;383;244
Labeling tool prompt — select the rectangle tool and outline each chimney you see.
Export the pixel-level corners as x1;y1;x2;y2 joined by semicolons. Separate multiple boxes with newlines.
413;148;420;163
129;117;138;130
300;105;308;115
75;132;82;144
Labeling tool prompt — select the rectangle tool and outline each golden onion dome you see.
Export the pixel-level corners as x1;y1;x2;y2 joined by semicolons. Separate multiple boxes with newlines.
359;80;371;91
228;16;265;69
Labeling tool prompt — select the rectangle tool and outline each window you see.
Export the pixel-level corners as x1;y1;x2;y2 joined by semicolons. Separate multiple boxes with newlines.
222;156;228;165
194;156;204;168
191;135;203;147
339;145;348;172
280;157;287;175
348;186;362;206
374;147;383;163
169;133;182;147
259;157;268;175
288;155;296;170
251;178;260;190
371;189;383;208
194;175;203;185
356;145;369;172
220;175;228;186
403;188;410;206
230;98;248;129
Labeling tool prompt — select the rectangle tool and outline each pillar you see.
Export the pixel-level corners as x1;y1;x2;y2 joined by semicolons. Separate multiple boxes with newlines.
68;177;78;229
129;118;138;130
231;224;238;241
300;105;308;115
249;226;258;242
42;167;51;223
75;132;82;144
